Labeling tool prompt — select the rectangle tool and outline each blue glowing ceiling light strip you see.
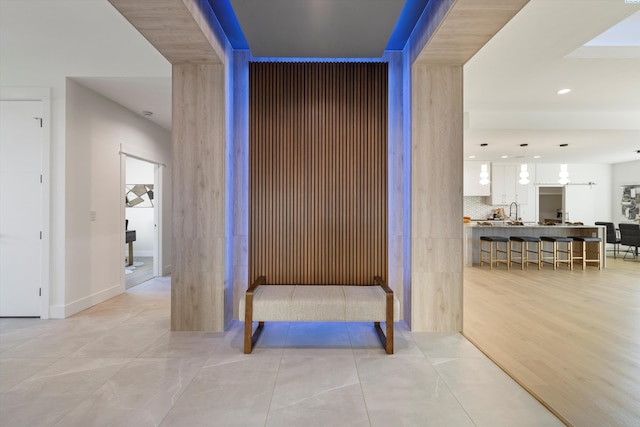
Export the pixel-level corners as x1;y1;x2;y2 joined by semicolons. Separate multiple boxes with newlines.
386;0;431;51
207;0;249;49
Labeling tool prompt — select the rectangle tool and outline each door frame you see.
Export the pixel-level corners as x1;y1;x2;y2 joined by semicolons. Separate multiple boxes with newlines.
535;185;566;224
0;88;51;318
119;144;165;287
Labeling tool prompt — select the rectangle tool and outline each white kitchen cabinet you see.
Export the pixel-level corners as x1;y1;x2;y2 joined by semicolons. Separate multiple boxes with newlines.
491;164;528;205
463;161;491;196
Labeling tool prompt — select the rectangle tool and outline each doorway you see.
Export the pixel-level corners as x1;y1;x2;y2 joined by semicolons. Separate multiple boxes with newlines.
538;186;565;224
0;99;45;316
124;156;159;288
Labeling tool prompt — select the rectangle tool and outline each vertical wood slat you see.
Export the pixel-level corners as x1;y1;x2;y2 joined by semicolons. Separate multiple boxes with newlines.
249;62;388;286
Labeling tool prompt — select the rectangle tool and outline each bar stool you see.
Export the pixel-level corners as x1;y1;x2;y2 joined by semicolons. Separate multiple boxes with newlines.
541;236;573;270
571;236;602;270
480;236;509;270
509;236;541;270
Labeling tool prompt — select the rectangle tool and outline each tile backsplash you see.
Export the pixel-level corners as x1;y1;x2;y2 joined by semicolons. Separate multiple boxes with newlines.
464;196;494;220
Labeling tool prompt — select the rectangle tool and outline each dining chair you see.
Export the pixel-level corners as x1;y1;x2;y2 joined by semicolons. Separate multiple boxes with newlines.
595;221;621;258
618;223;640;261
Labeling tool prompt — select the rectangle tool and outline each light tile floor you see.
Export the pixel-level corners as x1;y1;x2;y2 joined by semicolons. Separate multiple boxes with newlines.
0;277;563;427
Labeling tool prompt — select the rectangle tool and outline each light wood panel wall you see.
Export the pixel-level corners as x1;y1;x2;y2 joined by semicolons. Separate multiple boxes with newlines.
249;62;388;285
410;0;529;64
411;64;463;331
407;0;528;331
385;51;406;319
108;0;223;63
171;63;227;331
111;0;234;331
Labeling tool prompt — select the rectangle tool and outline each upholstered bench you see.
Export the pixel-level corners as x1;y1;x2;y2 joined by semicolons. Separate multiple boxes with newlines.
240;276;400;354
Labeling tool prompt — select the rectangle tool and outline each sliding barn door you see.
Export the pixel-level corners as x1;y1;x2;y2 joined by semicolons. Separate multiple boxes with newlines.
249;62;388;285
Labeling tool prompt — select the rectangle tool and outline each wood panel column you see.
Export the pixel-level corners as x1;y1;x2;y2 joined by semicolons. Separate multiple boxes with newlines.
411;64;463;332
171;63;227;331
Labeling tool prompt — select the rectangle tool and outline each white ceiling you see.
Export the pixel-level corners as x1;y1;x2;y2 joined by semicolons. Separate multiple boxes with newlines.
464;0;640;164
1;0;638;164
0;0;172;130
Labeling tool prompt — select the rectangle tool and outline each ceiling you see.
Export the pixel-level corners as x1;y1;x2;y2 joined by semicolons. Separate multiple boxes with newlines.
464;0;640;164
228;0;405;57
1;0;638;164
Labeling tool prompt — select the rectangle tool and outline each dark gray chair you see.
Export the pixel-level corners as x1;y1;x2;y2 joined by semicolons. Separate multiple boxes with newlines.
619;223;640;261
595;222;621;258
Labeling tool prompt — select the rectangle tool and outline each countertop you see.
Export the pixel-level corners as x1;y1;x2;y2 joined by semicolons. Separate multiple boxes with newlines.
466;223;601;229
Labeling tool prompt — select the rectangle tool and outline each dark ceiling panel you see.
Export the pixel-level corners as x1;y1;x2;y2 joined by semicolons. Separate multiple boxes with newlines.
229;0;405;57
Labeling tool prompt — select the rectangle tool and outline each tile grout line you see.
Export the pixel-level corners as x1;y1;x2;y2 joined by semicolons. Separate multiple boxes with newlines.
263;322;289;427
351;340;373;427
50;357;135;427
411;334;480;427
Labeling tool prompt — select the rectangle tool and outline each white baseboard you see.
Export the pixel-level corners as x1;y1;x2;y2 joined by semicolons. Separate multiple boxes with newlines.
48;284;123;318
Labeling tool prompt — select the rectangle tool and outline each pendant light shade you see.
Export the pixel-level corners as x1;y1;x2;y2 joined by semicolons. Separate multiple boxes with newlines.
518;143;529;185
479;163;490;185
478;143;490;185
558;144;569;185
519;163;530;185
558;163;570;185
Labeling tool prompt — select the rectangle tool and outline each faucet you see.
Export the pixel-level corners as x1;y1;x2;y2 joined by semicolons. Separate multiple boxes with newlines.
509;202;519;221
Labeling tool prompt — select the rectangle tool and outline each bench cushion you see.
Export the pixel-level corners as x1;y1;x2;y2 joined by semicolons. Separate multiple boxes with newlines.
344;286;387;321
244;285;296;321
239;285;400;322
291;286;345;321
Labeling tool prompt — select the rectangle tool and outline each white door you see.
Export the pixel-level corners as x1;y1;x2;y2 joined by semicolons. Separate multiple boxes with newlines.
0;100;43;316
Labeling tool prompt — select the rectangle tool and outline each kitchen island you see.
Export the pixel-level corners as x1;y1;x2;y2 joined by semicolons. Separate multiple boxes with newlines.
464;223;606;268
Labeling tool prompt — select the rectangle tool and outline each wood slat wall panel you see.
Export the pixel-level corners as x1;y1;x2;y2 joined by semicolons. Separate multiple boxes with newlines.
249;62;388;285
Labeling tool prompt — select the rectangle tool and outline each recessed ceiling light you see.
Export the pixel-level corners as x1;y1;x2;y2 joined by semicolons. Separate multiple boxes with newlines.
534;155;541;159
501;155;508;159
557;88;571;95
468;155;476;159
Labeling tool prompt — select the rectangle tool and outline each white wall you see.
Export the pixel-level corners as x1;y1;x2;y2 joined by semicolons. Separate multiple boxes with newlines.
126;157;155;257
1;0;171;318
534;163;611;226
464;162;614;225
62;79;171;317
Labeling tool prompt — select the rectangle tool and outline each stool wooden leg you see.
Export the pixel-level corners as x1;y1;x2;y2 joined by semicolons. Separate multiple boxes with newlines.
527;242;542;270
520;242;525;270
569;242;573;270
490;242;494;270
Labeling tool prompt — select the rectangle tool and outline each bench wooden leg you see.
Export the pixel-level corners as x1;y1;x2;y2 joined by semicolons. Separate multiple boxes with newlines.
374;276;395;354
386;319;394;354
374;321;394;354
244;276;266;354
244;321;264;354
244;316;252;354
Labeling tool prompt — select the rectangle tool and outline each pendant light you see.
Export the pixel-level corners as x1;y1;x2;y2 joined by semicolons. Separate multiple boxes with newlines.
558;143;569;185
518;143;530;185
479;143;490;185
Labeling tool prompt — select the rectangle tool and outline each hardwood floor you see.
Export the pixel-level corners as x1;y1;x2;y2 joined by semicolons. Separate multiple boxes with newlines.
463;256;640;426
125;256;154;289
